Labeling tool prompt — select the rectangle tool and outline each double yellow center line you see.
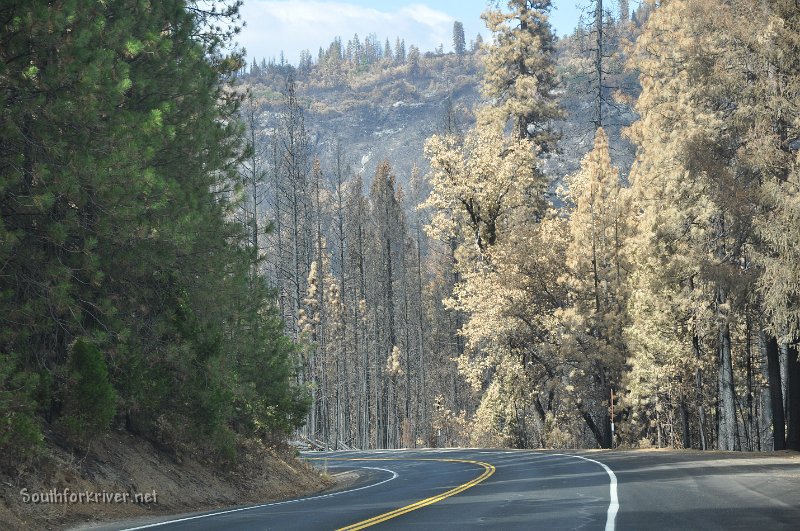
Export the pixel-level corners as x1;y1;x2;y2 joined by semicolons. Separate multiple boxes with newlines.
307;457;495;530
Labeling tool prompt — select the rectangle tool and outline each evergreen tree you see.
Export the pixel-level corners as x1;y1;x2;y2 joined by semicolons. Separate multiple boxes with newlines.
407;45;421;78
396;38;406;64
737;0;800;450
384;38;393;64
624;0;755;451
560;128;631;447
481;0;562;144
472;33;484;53
619;0;630;22
424;113;542;257
453;21;467;56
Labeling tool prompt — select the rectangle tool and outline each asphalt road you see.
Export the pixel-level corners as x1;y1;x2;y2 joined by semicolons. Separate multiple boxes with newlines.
106;449;800;530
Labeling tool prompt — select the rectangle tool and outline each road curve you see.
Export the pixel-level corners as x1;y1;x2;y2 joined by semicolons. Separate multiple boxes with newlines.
101;448;799;530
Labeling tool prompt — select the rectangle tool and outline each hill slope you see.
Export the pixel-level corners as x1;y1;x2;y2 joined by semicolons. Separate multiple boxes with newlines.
1;431;328;530
240;31;640;191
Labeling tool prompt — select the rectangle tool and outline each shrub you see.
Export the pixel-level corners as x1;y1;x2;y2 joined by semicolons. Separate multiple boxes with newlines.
62;339;117;441
0;353;43;462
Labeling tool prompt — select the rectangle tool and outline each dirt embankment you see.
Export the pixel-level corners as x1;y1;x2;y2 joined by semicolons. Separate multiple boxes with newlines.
0;431;330;530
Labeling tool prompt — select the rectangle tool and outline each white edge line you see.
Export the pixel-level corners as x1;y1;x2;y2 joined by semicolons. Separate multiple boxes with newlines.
120;466;399;530
552;453;618;531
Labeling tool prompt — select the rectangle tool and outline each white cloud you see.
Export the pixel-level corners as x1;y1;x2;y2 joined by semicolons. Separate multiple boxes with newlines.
237;1;457;64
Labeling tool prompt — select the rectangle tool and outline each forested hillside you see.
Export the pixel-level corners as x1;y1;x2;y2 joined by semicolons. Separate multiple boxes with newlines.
240;37;482;185
235;0;800;453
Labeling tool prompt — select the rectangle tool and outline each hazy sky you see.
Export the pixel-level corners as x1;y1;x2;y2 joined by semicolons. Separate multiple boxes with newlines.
236;1;627;65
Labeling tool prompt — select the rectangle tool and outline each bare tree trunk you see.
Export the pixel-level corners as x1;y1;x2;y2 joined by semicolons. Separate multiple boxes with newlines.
271;138;286;319
780;341;789;419
415;227;427;446
242;95;264;286
594;0;603;129
313;163;329;450
715;216;737;452
693;334;708;451
401;244;412;436
717;295;737;451
759;331;771;451
383;193;396;448
356;203;369;449
745;317;755;451
331;142;348;448
765;334;786;449
580;409;605;448
680;398;691;449
786;344;800;450
533;396;547;448
656;394;663;448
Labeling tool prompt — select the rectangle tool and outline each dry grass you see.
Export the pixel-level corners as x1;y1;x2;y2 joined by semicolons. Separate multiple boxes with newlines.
0;431;330;530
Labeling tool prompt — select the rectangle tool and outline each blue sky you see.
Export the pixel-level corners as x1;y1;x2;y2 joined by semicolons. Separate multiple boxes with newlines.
236;1;629;65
